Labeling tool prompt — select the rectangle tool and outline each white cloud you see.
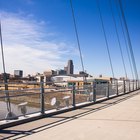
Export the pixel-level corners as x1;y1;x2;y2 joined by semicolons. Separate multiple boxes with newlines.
0;11;77;75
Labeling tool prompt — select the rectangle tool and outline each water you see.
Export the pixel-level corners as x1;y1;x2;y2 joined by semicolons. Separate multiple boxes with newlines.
0;101;39;120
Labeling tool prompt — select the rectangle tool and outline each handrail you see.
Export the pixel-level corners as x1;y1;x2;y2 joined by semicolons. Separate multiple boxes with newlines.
0;79;139;122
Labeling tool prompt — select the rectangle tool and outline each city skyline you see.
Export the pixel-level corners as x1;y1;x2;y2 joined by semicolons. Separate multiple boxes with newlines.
0;59;75;77
0;0;140;78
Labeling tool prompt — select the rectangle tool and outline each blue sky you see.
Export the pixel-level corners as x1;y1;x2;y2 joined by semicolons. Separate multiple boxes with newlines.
0;0;140;79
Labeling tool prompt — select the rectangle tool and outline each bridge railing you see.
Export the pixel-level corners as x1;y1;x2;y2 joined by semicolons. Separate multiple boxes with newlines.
0;79;139;121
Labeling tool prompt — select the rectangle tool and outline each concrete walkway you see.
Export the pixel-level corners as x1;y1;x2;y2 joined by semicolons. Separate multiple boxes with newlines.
1;91;140;140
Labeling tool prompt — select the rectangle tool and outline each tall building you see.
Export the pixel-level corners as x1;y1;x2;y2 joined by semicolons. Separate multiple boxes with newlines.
67;60;74;74
14;70;23;77
56;69;67;75
64;66;68;73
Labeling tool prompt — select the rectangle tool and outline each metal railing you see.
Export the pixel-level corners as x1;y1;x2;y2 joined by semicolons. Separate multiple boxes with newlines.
0;79;139;121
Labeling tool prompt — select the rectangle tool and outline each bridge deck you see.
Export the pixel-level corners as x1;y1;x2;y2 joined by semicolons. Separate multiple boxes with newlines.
0;90;140;140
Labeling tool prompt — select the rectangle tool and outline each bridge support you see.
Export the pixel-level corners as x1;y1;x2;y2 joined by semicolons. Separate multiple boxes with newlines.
93;82;96;102
40;81;45;115
72;84;76;108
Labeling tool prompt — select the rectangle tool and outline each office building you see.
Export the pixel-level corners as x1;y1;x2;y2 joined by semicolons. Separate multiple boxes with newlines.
56;69;67;75
67;60;74;75
14;70;23;78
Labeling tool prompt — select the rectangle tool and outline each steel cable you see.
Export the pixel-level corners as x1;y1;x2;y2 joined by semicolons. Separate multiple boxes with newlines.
69;0;86;81
96;0;115;79
109;0;128;79
0;20;11;113
118;0;139;81
115;0;134;79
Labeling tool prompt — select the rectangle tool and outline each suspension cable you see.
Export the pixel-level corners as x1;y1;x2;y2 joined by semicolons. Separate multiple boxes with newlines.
118;0;139;81
0;20;11;113
96;0;115;79
109;0;127;79
69;0;86;81
0;21;6;74
115;0;134;79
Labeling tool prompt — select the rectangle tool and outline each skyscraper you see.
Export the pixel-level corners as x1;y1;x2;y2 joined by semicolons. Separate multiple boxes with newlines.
67;60;74;74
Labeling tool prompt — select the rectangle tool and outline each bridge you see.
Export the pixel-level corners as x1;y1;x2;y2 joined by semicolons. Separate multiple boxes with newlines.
0;0;140;139
0;79;140;139
0;86;140;139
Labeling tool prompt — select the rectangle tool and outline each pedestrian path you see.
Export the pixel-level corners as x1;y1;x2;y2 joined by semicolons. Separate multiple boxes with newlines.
0;90;140;140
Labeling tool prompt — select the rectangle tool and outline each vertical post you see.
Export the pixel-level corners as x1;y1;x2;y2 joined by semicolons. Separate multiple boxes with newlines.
3;74;11;112
131;80;133;91
72;83;75;108
40;81;45;115
136;80;138;90
133;80;134;91
123;80;126;94
116;80;118;96
93;81;96;102
107;82;109;98
129;80;131;92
